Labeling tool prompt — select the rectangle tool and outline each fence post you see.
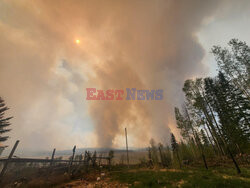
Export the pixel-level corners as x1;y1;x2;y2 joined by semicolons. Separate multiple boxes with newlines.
125;128;129;168
50;148;56;167
0;140;20;181
79;153;83;165
98;154;102;166
108;157;111;168
68;145;76;173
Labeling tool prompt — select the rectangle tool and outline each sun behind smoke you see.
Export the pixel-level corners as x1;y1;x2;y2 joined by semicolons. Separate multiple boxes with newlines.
75;39;80;44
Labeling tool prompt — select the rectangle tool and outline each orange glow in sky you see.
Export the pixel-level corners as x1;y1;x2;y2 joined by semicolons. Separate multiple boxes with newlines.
75;39;80;44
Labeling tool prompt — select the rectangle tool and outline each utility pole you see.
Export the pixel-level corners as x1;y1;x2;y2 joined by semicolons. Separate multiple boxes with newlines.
125;128;129;168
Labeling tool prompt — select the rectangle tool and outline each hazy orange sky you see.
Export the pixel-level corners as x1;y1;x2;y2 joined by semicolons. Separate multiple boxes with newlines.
1;0;250;153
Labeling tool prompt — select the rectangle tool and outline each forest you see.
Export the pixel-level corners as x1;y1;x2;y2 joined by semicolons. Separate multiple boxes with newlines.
146;39;249;170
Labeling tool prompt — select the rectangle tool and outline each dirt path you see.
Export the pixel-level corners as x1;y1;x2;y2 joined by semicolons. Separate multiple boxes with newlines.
59;178;128;188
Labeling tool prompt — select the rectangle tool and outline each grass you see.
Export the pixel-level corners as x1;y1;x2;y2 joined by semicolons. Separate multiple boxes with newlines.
110;166;250;187
2;164;249;187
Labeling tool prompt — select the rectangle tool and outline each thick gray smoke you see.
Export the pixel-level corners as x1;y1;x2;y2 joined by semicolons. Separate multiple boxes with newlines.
0;0;225;150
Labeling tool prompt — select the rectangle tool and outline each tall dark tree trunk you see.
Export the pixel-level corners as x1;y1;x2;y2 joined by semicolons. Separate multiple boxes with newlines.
227;147;241;174
201;154;208;170
204;126;217;155
205;120;225;156
176;151;182;169
194;132;208;170
158;146;164;167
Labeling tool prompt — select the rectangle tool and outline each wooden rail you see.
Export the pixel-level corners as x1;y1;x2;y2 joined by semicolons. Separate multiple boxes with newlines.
0;157;110;163
0;140;111;182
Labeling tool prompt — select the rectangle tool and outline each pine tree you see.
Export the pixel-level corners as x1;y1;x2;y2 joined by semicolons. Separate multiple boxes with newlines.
175;39;249;174
179;140;193;162
149;138;159;164
158;143;165;166
183;78;225;157
171;133;181;168
205;72;249;152
204;73;242;173
212;39;250;98
201;129;209;147
175;107;191;141
0;97;12;152
195;131;208;169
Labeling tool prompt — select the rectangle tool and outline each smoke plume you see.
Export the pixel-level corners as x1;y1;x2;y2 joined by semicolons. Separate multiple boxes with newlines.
0;0;221;150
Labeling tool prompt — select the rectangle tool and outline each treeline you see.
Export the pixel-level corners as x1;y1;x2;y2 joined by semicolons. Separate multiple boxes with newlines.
146;39;249;174
175;39;249;173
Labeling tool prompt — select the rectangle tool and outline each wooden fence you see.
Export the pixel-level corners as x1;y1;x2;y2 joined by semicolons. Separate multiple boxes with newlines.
0;140;111;183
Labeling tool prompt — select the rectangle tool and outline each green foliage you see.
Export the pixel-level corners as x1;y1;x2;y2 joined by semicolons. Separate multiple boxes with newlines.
175;107;191;141
200;129;209;147
171;133;182;168
158;143;172;167
110;167;250;188
0;97;12;149
164;146;173;167
109;150;114;159
204;72;249;152
149;138;159;164
171;133;178;152
211;39;250;98
179;141;194;162
175;39;250;172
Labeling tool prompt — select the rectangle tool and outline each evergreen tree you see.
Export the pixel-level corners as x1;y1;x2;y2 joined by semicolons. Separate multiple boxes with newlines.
212;39;250;98
164;146;172;167
171;133;181;168
195;131;208;169
149;138;159;164
179;140;193;162
175;107;191;141
0;97;12;152
201;129;209;147
158;143;167;167
183;78;225;157
174;39;249;174
205;72;249;152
